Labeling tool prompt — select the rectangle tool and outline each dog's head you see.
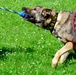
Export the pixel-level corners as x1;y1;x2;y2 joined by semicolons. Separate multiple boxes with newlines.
22;6;57;30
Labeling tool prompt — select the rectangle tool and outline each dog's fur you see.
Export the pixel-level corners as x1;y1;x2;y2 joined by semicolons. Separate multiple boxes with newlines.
22;6;76;67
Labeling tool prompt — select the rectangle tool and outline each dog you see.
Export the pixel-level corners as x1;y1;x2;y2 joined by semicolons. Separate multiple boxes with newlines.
21;6;76;67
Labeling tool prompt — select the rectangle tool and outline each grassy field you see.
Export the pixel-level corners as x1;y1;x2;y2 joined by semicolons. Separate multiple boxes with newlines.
0;0;76;75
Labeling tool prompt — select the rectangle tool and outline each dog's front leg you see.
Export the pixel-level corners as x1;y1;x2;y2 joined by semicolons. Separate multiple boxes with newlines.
59;52;70;64
52;42;73;67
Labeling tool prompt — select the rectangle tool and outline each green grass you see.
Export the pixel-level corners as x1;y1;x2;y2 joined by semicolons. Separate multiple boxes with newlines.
0;0;76;75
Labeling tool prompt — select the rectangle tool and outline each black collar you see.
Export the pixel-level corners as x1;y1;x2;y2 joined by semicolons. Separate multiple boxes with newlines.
50;13;58;33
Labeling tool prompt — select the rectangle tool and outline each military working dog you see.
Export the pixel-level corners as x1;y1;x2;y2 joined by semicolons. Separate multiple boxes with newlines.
21;6;76;67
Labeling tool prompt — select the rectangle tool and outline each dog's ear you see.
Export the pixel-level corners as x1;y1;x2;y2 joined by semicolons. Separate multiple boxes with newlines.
42;9;52;17
51;10;56;17
58;11;70;24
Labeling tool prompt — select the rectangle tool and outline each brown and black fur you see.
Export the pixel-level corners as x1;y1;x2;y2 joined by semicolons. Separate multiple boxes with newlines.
22;6;76;67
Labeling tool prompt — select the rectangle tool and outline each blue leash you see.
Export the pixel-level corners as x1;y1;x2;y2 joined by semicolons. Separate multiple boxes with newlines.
0;6;29;18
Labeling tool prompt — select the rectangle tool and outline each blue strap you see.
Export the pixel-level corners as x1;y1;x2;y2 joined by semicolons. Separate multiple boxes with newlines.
19;11;29;18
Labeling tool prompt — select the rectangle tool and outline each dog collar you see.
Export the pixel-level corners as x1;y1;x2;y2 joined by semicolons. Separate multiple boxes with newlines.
50;13;58;33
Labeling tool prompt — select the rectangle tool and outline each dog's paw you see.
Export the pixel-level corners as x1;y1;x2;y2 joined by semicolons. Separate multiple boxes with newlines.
52;57;58;67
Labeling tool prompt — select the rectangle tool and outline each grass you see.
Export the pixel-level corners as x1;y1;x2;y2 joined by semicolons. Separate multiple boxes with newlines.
0;0;76;75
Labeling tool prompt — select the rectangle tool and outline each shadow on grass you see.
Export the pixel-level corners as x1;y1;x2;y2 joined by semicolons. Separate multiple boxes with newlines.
68;52;76;59
63;52;76;65
0;46;35;60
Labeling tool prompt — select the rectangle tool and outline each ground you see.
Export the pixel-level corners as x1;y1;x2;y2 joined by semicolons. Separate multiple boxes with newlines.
0;0;76;75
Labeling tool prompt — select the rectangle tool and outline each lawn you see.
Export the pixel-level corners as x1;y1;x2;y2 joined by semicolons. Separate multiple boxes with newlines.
0;0;76;75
